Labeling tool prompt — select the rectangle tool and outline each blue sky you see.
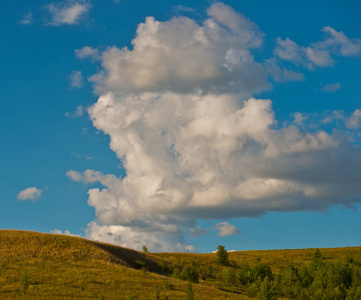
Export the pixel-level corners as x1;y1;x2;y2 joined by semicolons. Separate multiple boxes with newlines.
1;0;361;253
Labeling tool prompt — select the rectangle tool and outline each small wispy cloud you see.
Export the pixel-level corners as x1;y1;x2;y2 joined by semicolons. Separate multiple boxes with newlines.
322;82;341;93
50;229;80;237
68;70;84;89
70;151;97;160
45;1;91;26
274;26;361;70
19;11;33;25
75;46;101;61
216;222;242;237
66;170;83;182
17;187;42;201
172;5;195;14
65;105;84;118
265;58;305;82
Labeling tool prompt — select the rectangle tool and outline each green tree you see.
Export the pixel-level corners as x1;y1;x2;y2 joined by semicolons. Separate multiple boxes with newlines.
142;245;149;253
217;245;229;266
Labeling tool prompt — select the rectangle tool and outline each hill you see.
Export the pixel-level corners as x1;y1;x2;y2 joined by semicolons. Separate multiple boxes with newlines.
0;230;360;299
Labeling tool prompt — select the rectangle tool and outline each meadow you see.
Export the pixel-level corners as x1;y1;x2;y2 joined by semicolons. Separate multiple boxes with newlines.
0;230;360;299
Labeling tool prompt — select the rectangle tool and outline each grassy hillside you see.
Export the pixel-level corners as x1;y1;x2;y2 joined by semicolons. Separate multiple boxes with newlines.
0;230;360;299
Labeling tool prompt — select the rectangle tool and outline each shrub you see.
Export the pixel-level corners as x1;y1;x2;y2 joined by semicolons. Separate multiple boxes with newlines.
247;278;261;298
281;265;301;298
247;277;277;300
311;249;324;270
327;262;352;289
217;245;229;266
142;245;149;253
134;260;145;269
238;264;252;285
172;268;180;279
162;281;174;290
223;268;236;286
257;277;277;300
206;265;214;279
351;266;361;287
179;264;199;283
158;260;167;273
298;265;313;288
251;263;273;282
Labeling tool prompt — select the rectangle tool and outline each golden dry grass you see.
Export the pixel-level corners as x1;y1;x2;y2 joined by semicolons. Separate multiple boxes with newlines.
0;230;250;299
0;230;360;299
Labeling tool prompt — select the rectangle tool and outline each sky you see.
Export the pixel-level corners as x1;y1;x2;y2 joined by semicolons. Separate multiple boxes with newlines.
1;0;361;253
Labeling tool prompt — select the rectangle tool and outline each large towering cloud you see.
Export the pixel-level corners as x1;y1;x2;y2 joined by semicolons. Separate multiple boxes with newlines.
70;3;361;252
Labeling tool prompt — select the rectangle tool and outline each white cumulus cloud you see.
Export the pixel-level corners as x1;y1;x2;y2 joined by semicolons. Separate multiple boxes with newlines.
75;46;101;61
216;222;241;237
17;187;42;201
68;3;361;252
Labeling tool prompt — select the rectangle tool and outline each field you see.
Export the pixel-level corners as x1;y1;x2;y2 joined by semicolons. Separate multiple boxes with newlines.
0;230;360;299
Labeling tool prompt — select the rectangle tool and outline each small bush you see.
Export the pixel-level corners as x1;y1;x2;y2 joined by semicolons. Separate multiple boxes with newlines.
206;265;214;279
281;265;301;298
179;264;199;283
172;268;180;279
158;260;167;273
257;277;277;300
247;277;277;300
134;260;145;269
238;264;252;285
223;268;237;286
298;265;313;288
142;245;149;253
312;249;324;270
351;266;361;287
251;263;273;282
162;281;174;290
